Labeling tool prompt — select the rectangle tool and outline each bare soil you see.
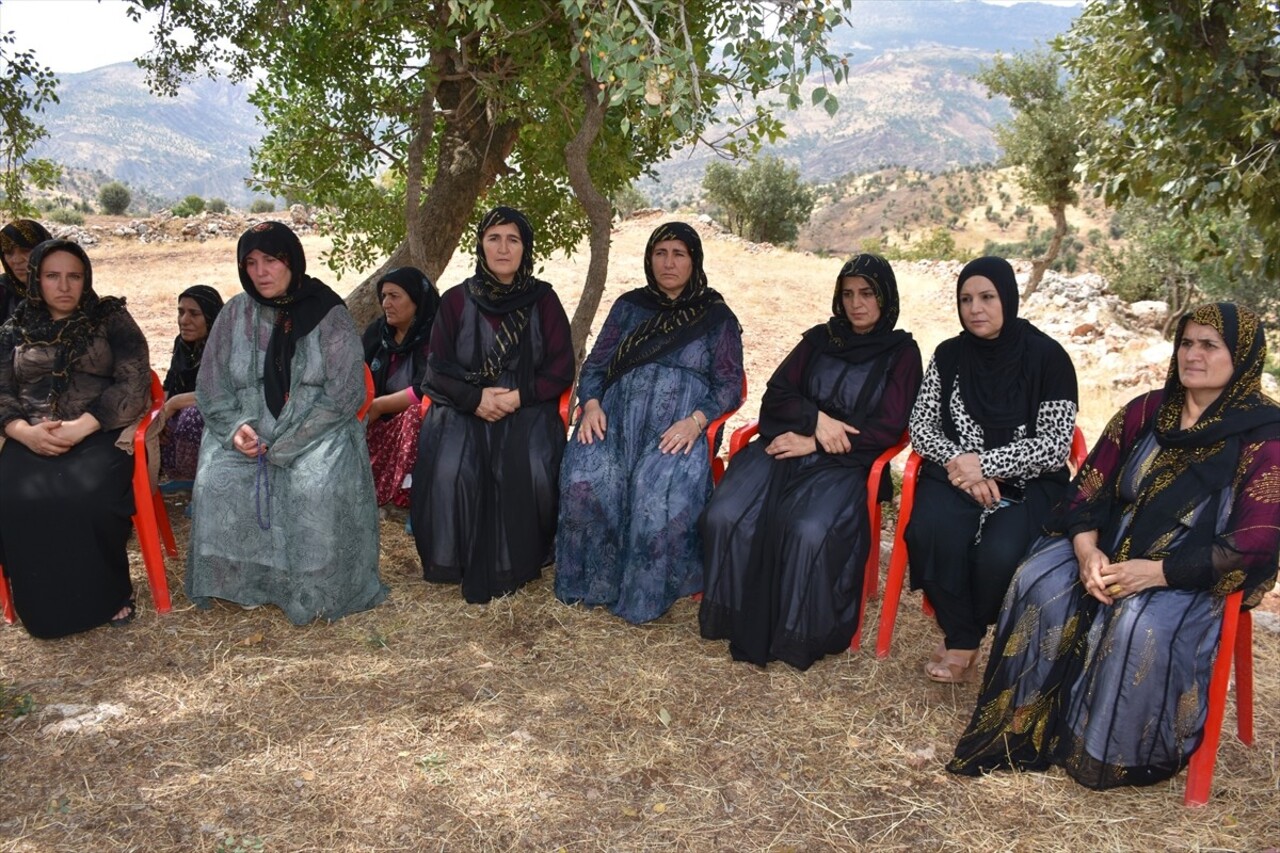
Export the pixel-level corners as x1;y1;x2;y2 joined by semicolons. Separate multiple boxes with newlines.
1;214;1275;852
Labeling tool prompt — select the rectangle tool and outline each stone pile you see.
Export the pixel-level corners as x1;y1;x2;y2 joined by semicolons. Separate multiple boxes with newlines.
47;205;319;247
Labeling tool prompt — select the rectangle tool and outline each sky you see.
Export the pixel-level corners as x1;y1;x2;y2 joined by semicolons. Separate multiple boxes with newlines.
2;0;159;74
4;0;1082;75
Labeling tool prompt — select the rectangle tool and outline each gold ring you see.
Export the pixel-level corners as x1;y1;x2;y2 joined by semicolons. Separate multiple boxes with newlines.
1106;583;1123;596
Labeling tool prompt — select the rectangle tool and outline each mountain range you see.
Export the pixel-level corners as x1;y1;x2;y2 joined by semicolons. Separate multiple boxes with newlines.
31;0;1079;210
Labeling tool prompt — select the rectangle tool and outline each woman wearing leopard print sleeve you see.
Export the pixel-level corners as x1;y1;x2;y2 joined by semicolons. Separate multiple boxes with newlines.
905;256;1078;683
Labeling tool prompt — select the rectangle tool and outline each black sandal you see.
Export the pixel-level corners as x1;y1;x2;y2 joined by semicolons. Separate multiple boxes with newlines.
109;599;137;628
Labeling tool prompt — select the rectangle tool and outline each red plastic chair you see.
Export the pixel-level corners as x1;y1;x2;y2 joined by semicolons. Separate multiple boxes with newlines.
0;369;177;624
357;364;375;421
421;386;572;431
723;421;909;650
708;374;749;485
874;425;1088;658
1184;588;1253;806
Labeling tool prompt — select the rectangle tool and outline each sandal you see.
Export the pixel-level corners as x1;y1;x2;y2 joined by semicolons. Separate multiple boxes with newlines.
924;648;978;683
109;599;137;628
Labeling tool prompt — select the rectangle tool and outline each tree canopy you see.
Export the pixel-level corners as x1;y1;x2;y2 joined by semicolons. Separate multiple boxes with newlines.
130;0;853;351
975;48;1080;294
0;2;61;219
1058;0;1280;280
703;155;815;245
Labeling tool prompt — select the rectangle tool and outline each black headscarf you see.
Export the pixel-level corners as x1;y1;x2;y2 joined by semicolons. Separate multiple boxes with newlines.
800;253;913;364
604;221;736;389
932;256;1076;448
449;206;552;386
236;221;344;417
0;219;54;319
10;240;128;413
1054;303;1280;565
361;266;439;395
163;284;225;396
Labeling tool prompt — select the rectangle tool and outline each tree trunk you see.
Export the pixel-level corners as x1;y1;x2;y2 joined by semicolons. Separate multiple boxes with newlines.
1025;202;1068;296
343;54;521;328
564;67;613;368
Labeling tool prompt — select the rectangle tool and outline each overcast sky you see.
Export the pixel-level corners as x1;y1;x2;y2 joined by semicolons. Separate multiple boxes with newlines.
3;0;1081;75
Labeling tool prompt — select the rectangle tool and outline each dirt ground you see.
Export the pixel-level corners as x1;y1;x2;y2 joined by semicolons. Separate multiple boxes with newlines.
0;215;1276;852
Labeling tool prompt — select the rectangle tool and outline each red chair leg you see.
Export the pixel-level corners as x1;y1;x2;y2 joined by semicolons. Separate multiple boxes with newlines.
132;451;173;614
1236;611;1253;745
876;453;920;658
154;484;178;557
1184;590;1243;807
0;564;15;625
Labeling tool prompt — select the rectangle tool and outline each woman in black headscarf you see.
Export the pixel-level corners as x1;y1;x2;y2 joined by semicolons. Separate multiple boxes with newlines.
949;302;1280;790
0;219;54;323
158;284;224;483
906;256;1078;682
186;222;387;624
410;207;574;603
0;239;150;637
361;266;439;507
700;254;922;669
555;222;745;624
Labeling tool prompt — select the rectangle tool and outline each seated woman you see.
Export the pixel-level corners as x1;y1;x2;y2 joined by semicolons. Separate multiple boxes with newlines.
906;256;1078;683
949;302;1280;790
159;284;224;484
411;207;573;603
186;222;387;624
0;219;53;324
360;266;439;507
700;254;922;669
0;239;150;637
556;222;744;624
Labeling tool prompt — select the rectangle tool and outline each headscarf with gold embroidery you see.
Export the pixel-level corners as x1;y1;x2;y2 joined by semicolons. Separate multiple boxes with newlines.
455;206;551;386
604;222;736;390
1055;302;1280;564
11;240;128;412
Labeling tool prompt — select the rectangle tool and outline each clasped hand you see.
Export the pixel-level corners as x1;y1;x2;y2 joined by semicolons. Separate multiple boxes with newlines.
233;423;267;458
946;452;1002;508
814;410;859;454
1075;536;1166;605
11;414;99;457
475;386;521;422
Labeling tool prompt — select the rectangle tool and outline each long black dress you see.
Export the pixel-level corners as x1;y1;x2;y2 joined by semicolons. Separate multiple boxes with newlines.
0;241;150;638
410;283;574;603
700;252;921;669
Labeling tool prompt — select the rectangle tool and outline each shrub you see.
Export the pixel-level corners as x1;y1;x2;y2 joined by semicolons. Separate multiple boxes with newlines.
47;207;85;225
98;181;131;215
612;183;648;219
250;199;275;214
207;197;228;214
171;195;207;217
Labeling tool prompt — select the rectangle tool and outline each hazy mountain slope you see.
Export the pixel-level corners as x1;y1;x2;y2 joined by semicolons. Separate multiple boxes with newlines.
30;1;1077;211
34;63;260;206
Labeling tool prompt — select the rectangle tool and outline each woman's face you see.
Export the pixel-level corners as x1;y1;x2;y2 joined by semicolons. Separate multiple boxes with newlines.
958;275;1004;340
243;249;292;299
39;251;86;321
482;222;524;284
1177;320;1234;397
380;282;415;332
841;275;881;334
177;297;210;344
3;245;32;284
650;239;694;298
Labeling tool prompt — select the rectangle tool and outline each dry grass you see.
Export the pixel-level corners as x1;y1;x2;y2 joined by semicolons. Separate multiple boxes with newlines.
1;216;1277;852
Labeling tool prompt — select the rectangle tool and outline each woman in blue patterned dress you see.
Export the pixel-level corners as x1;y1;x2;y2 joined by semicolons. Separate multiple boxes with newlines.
555;222;744;624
